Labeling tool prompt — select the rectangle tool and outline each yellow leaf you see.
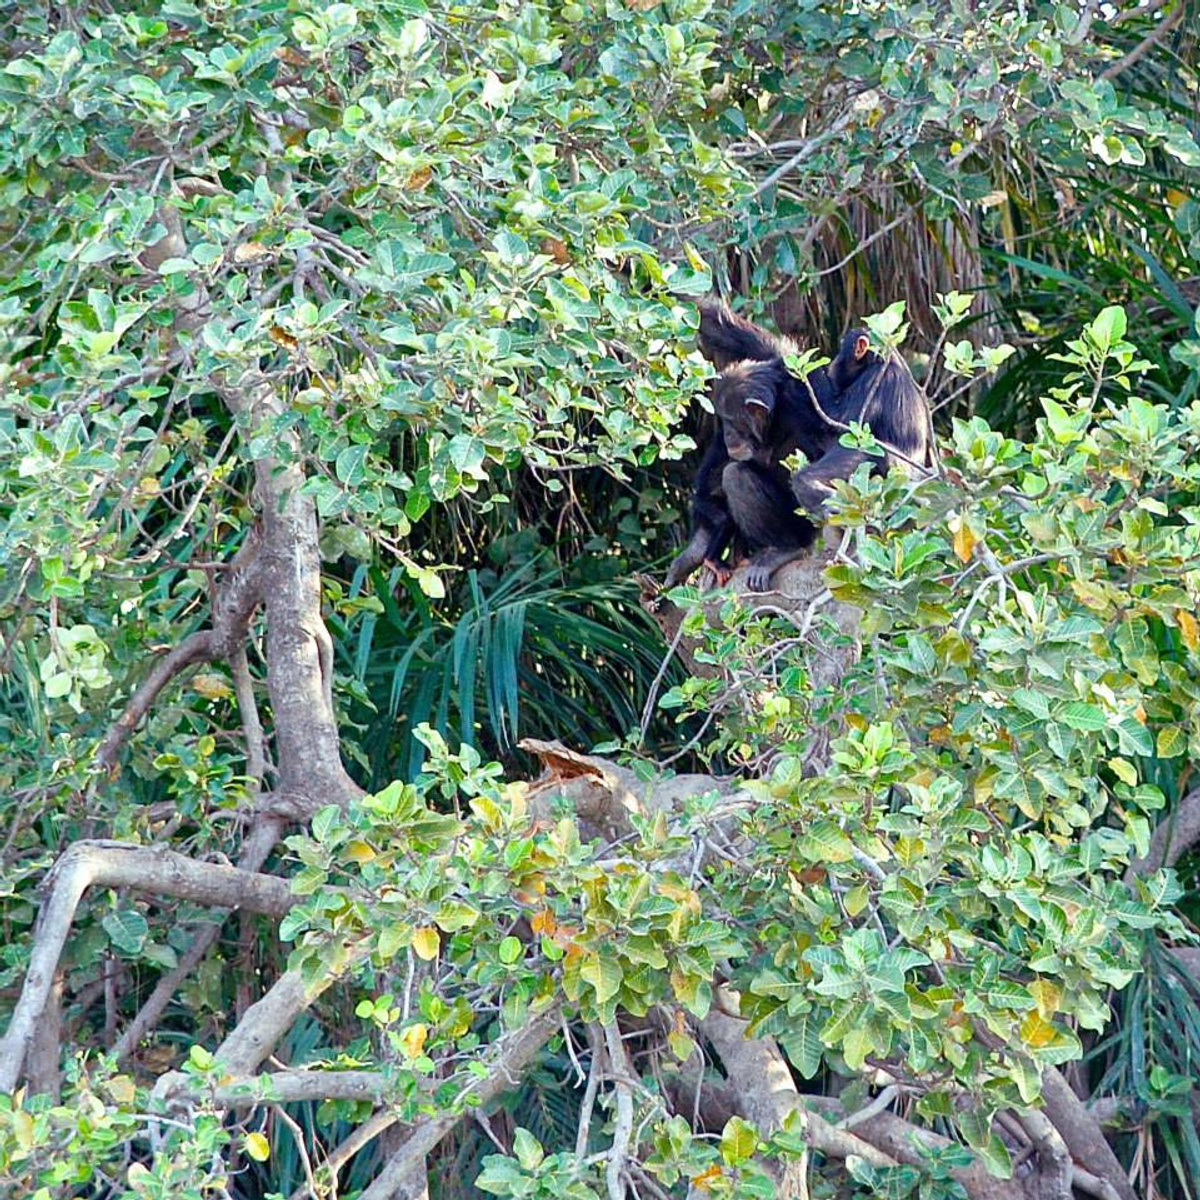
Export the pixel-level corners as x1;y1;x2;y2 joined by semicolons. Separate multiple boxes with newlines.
127;1163;153;1192
12;1109;33;1149
470;795;502;830
530;908;556;936
1020;1011;1058;1047
343;839;376;864
268;324;298;350
690;1164;724;1191
404;165;433;191
105;1074;137;1105
244;1132;271;1162
950;514;977;563
412;926;440;961
1029;978;1061;1019
1107;757;1137;786
668;1028;696;1061
400;1023;428;1059
1177;608;1199;650
684;241;709;274
191;672;233;700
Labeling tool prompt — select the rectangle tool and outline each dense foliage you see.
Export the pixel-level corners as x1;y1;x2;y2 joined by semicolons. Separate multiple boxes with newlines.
1;1;1199;1199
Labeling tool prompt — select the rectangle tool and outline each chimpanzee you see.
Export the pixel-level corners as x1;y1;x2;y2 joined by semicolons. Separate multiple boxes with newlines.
664;303;828;592
664;301;933;593
790;332;935;517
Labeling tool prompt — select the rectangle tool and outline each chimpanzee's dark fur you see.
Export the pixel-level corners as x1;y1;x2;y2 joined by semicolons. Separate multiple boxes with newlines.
664;300;932;593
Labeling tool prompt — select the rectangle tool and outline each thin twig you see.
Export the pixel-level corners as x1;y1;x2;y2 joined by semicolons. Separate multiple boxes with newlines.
1101;4;1183;77
604;1023;634;1200
576;1024;603;1159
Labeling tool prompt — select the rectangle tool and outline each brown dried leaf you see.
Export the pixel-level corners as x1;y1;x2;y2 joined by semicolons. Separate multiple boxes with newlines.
404;165;434;191
233;241;272;263
541;236;569;264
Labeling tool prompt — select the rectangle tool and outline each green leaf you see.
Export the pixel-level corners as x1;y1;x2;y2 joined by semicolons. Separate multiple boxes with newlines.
1156;726;1187;758
312;804;342;843
335;443;369;486
720;1115;759;1166
492;230;529;264
580;953;623;1004
512;1127;544;1172
103;909;149;956
1056;702;1106;732
1088;305;1127;352
797;820;854;863
781;1016;823;1080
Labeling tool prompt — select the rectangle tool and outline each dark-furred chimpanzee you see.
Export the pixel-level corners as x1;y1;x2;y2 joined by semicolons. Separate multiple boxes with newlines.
663;304;823;592
664;300;933;593
790;330;935;518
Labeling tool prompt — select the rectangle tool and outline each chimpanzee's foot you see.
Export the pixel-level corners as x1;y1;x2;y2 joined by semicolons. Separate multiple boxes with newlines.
704;559;733;586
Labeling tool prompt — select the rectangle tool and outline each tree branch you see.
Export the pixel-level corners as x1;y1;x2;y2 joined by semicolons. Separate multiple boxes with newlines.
604;1022;635;1200
96;535;265;772
215;1068;398;1105
1100;4;1183;77
355;1003;563;1200
1040;1069;1137;1200
113;817;285;1063
1127;786;1200;879
227;373;362;815
0;841;294;1091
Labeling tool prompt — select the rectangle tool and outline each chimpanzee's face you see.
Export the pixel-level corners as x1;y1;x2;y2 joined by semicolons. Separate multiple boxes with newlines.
712;360;778;463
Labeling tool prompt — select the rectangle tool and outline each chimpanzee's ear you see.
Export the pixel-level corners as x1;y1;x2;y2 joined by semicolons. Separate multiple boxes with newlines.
697;298;784;369
853;333;871;361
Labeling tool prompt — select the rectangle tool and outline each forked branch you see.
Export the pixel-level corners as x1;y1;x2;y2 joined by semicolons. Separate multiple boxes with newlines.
0;840;294;1091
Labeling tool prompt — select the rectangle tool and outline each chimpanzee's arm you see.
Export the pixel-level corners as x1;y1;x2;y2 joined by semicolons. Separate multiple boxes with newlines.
791;445;873;516
664;432;734;587
857;359;930;464
697;300;784;368
723;461;817;592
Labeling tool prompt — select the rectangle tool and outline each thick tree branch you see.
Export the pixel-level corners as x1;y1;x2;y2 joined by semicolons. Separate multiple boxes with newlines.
214;966;343;1078
215;1069;398;1105
1019;1109;1072;1200
227;373;362;816
702;998;1033;1200
700;1000;854;1199
113;817;285;1063
1127;786;1200;879
96;535;265;772
1040;1069;1137;1200
0;841;294;1091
